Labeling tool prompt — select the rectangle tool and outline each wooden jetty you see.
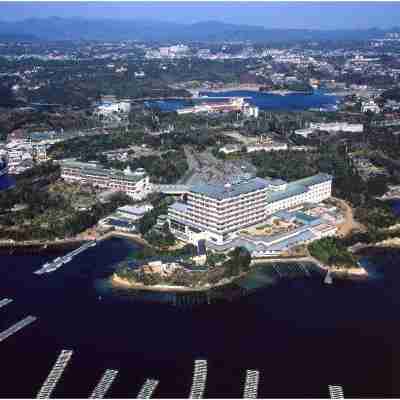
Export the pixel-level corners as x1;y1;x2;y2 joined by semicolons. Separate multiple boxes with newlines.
89;369;119;399
36;349;73;399
189;359;207;399
0;298;13;309
137;379;159;398
0;315;37;343
243;370;260;398
328;385;344;399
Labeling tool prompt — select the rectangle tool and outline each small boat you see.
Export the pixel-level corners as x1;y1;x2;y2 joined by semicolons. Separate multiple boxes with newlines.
324;270;333;285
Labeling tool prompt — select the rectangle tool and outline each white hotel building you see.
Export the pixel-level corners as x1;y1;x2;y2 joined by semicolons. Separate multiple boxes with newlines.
168;174;332;245
295;122;363;138
59;160;152;200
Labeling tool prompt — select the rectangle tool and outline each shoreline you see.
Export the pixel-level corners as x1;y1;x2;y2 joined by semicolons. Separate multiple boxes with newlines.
0;230;148;256
111;274;202;292
110;255;370;295
193;85;262;93
194;85;314;96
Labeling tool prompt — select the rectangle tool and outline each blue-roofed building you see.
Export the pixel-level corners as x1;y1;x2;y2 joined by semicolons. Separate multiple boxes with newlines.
168;173;333;246
99;217;136;232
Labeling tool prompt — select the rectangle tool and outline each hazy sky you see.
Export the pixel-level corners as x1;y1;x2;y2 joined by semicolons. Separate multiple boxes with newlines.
1;2;400;30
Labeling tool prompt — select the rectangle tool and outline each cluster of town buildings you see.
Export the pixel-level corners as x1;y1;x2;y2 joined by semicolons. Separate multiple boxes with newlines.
0;139;48;174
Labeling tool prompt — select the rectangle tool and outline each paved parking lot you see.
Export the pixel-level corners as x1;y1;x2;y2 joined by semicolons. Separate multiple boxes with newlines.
182;147;257;185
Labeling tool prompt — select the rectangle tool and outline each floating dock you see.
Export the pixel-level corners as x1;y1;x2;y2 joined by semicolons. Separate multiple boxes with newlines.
36;349;73;399
34;241;96;275
328;385;344;399
189;359;207;399
243;370;260;398
137;379;159;399
0;315;37;343
89;369;118;399
0;298;13;309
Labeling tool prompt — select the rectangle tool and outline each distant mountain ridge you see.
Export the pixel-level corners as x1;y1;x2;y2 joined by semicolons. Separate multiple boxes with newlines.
0;17;396;42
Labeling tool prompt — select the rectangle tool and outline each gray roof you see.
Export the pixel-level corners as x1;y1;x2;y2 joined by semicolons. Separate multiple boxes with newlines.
188;173;331;202
270;179;287;186
169;202;189;213
267;182;308;203
191;177;270;201
294;173;333;187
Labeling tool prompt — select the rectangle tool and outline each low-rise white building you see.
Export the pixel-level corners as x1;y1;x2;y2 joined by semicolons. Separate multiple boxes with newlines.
59;160;153;200
116;204;154;221
295;122;363;138
246;143;288;152
243;104;259;118
95;101;131;116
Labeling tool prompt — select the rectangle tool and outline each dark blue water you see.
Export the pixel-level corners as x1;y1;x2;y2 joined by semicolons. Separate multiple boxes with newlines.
0;174;16;191
146;90;338;112
0;237;397;398
388;199;400;217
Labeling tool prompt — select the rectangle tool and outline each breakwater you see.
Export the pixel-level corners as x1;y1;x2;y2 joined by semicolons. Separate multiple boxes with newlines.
0;239;85;256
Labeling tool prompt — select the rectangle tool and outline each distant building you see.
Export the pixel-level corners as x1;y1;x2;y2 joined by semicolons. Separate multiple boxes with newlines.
59;160;152;200
246;143;288;152
5;139;34;174
95;101;131;116
243;104;259;118
32;144;47;163
295;122;363;138
361;100;380;114
177;98;245;115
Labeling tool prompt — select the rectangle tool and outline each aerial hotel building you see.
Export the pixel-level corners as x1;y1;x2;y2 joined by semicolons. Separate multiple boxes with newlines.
168;173;332;245
59;160;152;200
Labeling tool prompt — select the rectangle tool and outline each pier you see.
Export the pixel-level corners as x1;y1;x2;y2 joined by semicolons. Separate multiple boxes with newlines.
36;349;73;399
0;315;37;343
0;298;13;309
189;359;207;399
328;385;344;399
243;370;260;398
89;369;118;399
34;241;96;275
137;379;159;398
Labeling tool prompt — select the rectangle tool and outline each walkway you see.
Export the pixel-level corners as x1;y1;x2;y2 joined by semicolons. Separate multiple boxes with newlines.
332;197;365;237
